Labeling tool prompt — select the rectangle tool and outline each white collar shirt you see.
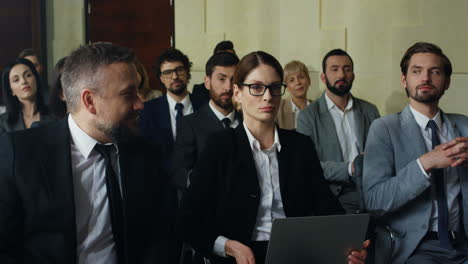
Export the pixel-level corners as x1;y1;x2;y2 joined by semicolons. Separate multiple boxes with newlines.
68;114;119;264
243;122;286;241
209;100;239;128
410;105;460;232
290;97;310;128
167;93;193;140
325;93;359;175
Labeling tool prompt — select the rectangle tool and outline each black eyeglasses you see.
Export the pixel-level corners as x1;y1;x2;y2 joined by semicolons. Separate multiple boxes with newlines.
239;83;286;96
161;66;186;78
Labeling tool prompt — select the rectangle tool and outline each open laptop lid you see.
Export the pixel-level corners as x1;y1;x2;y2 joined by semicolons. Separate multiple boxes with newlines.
265;214;370;264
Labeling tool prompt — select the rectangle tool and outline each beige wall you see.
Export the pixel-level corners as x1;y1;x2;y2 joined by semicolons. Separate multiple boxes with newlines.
175;0;468;116
46;0;85;80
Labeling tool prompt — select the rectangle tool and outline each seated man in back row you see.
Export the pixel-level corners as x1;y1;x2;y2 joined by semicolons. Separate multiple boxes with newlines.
0;42;176;263
364;42;468;263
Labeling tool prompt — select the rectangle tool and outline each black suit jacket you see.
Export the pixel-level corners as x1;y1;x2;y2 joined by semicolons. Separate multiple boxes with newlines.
180;124;344;261
0;119;177;264
140;94;204;172
191;83;210;105
172;104;241;190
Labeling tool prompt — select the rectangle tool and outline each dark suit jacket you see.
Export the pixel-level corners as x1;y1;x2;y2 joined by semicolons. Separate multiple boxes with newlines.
191;83;210;104
180;124;344;262
172;104;241;190
140;94;204;172
0;119;177;264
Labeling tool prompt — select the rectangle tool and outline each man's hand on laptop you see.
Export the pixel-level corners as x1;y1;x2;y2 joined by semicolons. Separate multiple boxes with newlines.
226;239;256;264
347;239;370;264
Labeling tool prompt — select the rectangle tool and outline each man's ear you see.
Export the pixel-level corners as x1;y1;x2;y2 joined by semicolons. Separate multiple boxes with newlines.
320;72;326;84
401;74;407;89
233;84;242;103
204;75;211;90
81;89;97;115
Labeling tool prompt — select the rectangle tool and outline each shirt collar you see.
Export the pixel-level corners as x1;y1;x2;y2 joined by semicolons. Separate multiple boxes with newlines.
325;92;353;112
290;97;310;113
68;114;118;159
209;100;236;122
409;104;442;130
243;121;281;152
167;93;191;112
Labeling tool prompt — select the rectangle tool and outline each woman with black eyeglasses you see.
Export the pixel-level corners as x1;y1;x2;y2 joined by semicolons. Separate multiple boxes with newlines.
181;51;368;264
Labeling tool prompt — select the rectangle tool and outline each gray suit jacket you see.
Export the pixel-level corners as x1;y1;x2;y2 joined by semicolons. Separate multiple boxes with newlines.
363;105;468;263
297;92;380;211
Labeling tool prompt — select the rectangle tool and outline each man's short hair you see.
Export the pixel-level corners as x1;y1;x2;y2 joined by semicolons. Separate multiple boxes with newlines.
213;40;235;54
61;42;135;113
205;52;239;77
400;42;452;78
154;48;192;82
322;49;354;73
18;48;40;61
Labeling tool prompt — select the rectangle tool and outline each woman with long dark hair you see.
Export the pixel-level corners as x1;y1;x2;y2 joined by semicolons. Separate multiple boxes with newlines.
0;58;52;133
181;51;368;264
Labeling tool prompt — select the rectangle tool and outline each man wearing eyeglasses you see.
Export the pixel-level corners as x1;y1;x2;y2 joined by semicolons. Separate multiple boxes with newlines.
140;48;204;173
297;49;380;214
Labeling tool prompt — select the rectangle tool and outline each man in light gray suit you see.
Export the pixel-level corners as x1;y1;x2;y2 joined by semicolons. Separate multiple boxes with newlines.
297;49;380;213
363;42;468;263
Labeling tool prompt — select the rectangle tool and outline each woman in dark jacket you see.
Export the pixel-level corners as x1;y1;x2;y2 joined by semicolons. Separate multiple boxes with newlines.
181;51;367;264
0;58;53;133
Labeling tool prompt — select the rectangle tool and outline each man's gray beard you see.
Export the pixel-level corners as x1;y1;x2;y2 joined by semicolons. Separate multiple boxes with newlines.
96;120;140;143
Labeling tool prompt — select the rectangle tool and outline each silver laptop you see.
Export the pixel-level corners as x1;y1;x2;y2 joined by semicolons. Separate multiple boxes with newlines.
265;214;370;264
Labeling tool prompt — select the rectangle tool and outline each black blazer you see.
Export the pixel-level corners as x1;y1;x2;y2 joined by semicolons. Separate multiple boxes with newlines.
191;83;210;104
172;104;241;190
180;124;344;261
140;94;204;172
0;119;177;264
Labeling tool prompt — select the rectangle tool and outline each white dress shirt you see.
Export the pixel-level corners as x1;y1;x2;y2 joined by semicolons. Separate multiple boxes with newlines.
324;93;359;176
410;106;461;232
213;123;286;257
167;93;194;140
209;100;239;128
290;97;310;128
68;115;120;264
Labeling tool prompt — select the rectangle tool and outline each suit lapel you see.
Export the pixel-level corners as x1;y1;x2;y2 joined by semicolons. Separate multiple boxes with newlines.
317;94;344;160
39;119;77;261
203;104;224;130
352;98;366;152
158;95;173;140
277;129;289;195
400;106;428;159
234;125;260;196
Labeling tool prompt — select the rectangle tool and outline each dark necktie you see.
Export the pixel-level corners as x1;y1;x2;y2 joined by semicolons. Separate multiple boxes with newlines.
221;118;231;129
427;120;451;249
94;144;126;262
175;103;184;128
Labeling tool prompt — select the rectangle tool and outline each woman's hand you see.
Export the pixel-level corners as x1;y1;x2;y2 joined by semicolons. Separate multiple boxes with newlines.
347;239;370;264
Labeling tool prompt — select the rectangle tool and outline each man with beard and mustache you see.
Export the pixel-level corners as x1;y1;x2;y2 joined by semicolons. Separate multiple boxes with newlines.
172;52;240;194
0;42;177;263
140;48;203;173
363;42;468;263
297;49;380;214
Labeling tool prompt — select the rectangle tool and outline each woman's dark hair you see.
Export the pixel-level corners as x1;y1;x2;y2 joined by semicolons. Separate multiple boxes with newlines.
1;58;48;124
49;57;68;119
233;51;284;85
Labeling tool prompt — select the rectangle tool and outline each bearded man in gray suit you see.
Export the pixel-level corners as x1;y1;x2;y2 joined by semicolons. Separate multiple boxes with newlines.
364;42;468;263
297;49;380;213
